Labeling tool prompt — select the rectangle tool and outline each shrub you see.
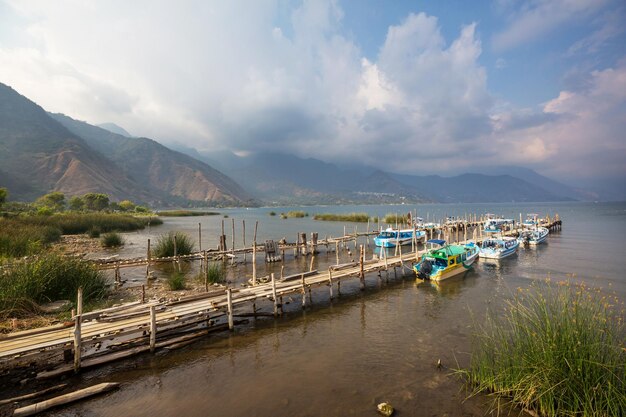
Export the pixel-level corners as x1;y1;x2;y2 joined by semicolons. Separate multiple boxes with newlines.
166;271;186;291
205;262;225;284
0;253;108;317
88;226;101;238
460;280;626;417
268;211;276;216
101;232;124;247
153;231;195;258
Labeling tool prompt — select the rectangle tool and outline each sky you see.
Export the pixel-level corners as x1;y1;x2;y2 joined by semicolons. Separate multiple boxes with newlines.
0;0;625;186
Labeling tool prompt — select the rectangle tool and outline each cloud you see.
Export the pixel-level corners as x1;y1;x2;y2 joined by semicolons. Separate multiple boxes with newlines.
0;0;623;183
492;0;607;52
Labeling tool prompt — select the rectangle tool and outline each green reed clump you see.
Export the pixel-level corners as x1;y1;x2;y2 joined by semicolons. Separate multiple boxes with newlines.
0;218;62;258
87;226;101;238
460;280;626;417
156;210;219;217
16;213;161;234
101;232;124;248
268;211;276;216
382;213;410;224
167;271;186;291
205;262;225;284
313;212;371;222
0;253;108;317
281;211;307;219
153;231;195;258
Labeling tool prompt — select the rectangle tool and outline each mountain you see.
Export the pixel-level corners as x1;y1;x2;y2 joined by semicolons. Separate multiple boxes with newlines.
0;82;253;206
0;83;149;202
50;113;254;206
97;122;132;137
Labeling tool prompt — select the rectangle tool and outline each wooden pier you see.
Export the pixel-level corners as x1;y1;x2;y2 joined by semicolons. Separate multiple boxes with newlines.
0;215;562;381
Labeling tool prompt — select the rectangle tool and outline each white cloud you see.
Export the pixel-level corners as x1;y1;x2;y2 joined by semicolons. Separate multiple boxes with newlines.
492;0;607;52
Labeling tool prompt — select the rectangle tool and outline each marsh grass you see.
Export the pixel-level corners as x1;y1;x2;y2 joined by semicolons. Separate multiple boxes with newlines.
13;213;161;234
101;232;124;248
460;280;626;417
205;262;225;284
0;253;108;318
0;219;61;258
382;213;409;224
153;231;195;258
281;211;308;219
167;271;186;290
313;213;371;222
156;210;219;217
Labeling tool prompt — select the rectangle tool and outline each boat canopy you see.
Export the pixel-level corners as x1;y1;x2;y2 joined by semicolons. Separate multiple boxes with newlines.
426;239;446;246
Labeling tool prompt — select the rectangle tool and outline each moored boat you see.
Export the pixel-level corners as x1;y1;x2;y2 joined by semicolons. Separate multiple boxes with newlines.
413;239;479;281
518;226;549;245
483;215;514;233
479;236;519;259
374;228;426;248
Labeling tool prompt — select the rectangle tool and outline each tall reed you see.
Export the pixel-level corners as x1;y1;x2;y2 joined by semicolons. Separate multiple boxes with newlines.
313;213;371;222
0;253;108;317
153;231;195;258
460;280;625;417
0;219;61;258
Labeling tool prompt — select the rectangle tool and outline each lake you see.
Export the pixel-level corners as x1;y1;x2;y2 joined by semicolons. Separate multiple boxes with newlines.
51;201;626;416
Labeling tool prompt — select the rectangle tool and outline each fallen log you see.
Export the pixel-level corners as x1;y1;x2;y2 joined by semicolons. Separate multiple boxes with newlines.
12;382;119;416
0;384;67;406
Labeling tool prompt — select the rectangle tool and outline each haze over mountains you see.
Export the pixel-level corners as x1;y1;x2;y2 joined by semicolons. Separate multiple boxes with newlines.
0;82;615;206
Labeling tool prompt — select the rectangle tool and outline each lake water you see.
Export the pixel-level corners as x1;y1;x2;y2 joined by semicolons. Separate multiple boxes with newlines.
51;202;626;416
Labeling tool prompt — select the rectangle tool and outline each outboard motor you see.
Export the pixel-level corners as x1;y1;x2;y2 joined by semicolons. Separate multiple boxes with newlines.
417;259;433;280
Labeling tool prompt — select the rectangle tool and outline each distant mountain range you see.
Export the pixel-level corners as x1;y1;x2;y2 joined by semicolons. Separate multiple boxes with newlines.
0;83;254;206
1;81;613;206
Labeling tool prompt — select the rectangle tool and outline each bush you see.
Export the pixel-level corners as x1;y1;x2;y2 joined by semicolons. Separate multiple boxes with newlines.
101;232;124;247
0;253;108;317
268;211;276;216
205;262;225;284
88;226;101;238
153;231;195;258
166;271;186;291
460;280;626;417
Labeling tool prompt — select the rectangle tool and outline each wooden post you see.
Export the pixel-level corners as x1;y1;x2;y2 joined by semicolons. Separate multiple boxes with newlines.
359;245;365;290
328;268;333;299
309;253;315;272
271;273;278;317
231;219;235;264
147;238;151;260
198;223;202;251
242;220;246;263
335;240;339;265
150;305;157;353
253;221;258;285
301;274;307;309
77;287;83;316
226;288;234;330
73;314;81;373
141;285;145;303
280;265;285;280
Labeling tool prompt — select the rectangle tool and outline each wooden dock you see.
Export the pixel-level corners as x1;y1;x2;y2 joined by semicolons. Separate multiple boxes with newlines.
0;215;562;380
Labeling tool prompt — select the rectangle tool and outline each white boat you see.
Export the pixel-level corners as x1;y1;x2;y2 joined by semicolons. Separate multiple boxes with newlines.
374;228;426;248
484;218;514;233
479;236;520;259
518;227;549;245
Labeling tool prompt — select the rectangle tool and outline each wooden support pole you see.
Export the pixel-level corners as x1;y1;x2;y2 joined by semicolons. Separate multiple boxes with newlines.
359;245;365;290
147;238;151;261
73;314;81;374
328;268;333;299
198;222;202;251
253;221;258;285
271;273;278;317
242;220;246;263
227;288;234;330
150;305;157;353
231;218;235;264
77;287;83;316
301;274;307;309
335;240;339;265
141;285;145;303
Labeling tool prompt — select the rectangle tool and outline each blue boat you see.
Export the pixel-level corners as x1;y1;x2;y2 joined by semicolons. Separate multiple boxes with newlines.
479;236;519;259
374;228;426;248
413;239;479;281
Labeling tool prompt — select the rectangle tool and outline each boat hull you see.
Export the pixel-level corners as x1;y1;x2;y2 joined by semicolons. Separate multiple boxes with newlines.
413;243;479;282
479;238;519;259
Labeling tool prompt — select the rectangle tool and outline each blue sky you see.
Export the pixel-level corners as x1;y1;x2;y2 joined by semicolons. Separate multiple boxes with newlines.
0;0;625;186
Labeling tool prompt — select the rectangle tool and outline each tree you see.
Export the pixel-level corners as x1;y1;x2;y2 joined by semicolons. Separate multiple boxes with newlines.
118;200;136;212
68;196;84;211
82;193;110;211
0;188;7;206
36;191;66;211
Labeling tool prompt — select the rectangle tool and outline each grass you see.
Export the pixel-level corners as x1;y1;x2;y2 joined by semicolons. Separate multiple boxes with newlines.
205;262;225;284
459;280;626;417
280;211;308;219
0;253;108;318
152;231;195;258
14;213;162;234
101;232;124;248
382;213;409;225
313;212;371;222
166;271;186;290
87;226;101;238
0;219;62;258
269;211;276;216
156;210;219;217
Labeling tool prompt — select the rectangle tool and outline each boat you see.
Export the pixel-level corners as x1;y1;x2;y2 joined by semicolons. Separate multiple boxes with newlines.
413;239;479;281
374;228;426;248
522;213;539;228
518;227;549;245
483;216;514;233
479;236;520;259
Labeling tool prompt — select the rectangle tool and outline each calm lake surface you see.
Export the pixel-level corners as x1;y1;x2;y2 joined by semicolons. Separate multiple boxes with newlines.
53;202;626;417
